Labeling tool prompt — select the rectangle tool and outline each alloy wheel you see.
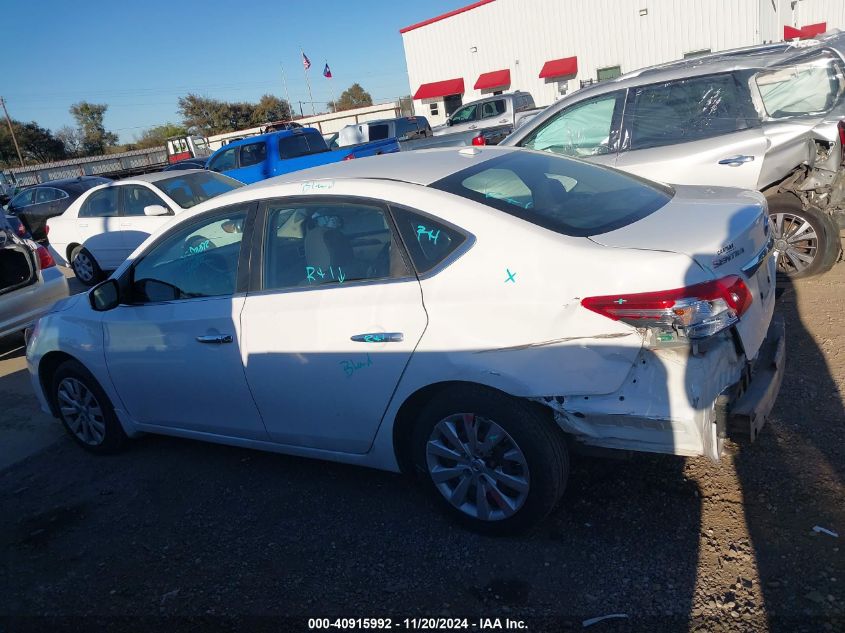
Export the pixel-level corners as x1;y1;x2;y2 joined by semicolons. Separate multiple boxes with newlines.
57;377;106;446
771;212;818;275
425;413;530;521
72;251;95;282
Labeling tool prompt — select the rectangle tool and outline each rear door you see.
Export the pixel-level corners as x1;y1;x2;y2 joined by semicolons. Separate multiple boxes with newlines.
75;187;124;269
479;98;509;127
614;73;768;188
239;196;427;453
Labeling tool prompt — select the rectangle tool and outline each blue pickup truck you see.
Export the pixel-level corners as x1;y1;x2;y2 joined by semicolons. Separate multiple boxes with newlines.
206;127;398;184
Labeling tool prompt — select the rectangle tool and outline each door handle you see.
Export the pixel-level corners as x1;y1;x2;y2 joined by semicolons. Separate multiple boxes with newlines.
718;155;755;165
469;125;477;129
120;222;131;227
499;118;508;123
78;223;88;228
196;334;233;344
351;332;404;343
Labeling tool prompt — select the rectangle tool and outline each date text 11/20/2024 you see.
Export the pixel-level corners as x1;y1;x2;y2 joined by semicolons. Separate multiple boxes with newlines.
308;617;528;630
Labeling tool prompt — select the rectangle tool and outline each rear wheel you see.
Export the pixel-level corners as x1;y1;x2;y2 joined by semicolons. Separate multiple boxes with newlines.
767;194;833;279
51;359;127;453
412;385;568;534
70;245;103;287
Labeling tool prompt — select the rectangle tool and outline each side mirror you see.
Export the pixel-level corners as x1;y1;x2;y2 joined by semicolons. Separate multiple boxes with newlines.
144;204;171;216
446;118;452;127
90;279;119;312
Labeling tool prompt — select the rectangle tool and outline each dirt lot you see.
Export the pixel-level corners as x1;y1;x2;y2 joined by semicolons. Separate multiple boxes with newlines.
0;265;843;632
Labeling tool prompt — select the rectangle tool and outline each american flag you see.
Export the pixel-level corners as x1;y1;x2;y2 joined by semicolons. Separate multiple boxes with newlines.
301;52;311;70
323;63;332;78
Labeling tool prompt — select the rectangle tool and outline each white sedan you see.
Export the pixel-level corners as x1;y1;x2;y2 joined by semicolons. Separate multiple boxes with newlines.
27;147;784;533
47;170;243;286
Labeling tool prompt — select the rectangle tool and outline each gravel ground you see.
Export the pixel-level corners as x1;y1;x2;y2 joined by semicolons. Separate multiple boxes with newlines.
0;265;843;633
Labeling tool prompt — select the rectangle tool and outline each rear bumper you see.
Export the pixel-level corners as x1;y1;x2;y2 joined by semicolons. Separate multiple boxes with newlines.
727;316;786;441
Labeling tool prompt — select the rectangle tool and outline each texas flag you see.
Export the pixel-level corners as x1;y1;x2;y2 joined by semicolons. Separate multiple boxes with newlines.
323;63;332;78
301;52;311;70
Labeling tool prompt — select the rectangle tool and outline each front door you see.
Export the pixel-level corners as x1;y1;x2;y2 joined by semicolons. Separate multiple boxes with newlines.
103;202;268;440
446;102;481;135
240;197;427;453
118;184;175;260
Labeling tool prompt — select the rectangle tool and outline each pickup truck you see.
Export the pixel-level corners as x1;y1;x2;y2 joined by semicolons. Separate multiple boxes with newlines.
206;127;398;184
332;116;432;149
432;91;543;137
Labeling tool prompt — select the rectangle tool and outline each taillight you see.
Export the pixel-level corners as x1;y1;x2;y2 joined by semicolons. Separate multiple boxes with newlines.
581;275;752;340
838;119;845;164
471;134;486;146
36;245;55;269
343;153;356;161
45;224;50;235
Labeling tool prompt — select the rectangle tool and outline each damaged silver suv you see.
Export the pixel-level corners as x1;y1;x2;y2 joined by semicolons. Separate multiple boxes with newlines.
504;31;845;278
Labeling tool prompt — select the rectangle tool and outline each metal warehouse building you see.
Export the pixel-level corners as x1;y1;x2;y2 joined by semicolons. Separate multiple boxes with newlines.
400;0;845;125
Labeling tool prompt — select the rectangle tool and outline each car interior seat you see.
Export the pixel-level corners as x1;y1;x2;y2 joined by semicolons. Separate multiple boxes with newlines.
303;212;362;283
168;186;193;208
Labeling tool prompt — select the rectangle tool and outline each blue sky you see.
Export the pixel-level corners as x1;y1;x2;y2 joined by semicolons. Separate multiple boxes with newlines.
3;0;462;142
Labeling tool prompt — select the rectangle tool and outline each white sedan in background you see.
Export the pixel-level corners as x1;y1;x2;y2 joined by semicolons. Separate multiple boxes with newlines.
47;170;243;286
27;147;784;533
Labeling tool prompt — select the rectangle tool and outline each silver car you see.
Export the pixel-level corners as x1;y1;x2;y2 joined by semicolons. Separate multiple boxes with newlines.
503;32;845;278
0;214;68;340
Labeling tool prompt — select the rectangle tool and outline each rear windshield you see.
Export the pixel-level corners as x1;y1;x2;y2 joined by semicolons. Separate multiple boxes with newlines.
756;52;845;117
66;177;111;194
430;151;673;237
154;171;244;209
278;132;329;159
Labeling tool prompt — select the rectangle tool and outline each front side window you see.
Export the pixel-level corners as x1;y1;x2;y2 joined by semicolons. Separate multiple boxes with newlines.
155;171;244;209
431;151;673;237
278;132;329;159
450;104;478;124
239;142;267;167
480;100;506;119
131;206;249;302
79;188;119;218
208;146;239;172
122;185;168;217
756;53;845;117
627;73;757;150
391;207;467;274
262;200;410;291
519;92;623;157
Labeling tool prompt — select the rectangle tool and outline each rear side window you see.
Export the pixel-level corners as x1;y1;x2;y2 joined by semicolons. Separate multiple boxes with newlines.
278;133;328;159
368;124;390;141
391;207;467;274
79;188;119;218
756;53;845;117
431;151;673;237
627;73;758;150
480;100;506;119
239;142;267;167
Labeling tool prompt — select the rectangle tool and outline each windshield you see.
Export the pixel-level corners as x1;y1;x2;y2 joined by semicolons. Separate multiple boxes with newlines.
154;171;244;209
756;52;845;117
430;151;673;237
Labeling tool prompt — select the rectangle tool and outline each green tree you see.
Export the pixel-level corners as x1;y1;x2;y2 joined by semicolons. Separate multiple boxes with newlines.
251;94;292;125
69;101;119;155
0;120;66;167
328;83;373;112
177;93;291;135
135;123;189;149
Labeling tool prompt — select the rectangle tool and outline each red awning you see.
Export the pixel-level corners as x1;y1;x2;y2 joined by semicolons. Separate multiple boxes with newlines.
474;69;511;90
539;56;578;79
412;78;465;100
784;22;826;40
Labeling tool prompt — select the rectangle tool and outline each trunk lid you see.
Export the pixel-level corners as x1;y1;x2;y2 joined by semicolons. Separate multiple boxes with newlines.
590;185;775;359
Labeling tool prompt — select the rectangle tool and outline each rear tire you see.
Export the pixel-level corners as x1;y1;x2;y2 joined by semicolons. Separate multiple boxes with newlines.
70;245;103;287
51;359;127;454
766;194;833;279
412;385;568;535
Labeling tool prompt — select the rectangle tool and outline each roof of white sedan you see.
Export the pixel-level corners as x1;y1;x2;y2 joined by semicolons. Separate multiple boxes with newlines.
116;169;207;184
256;147;515;188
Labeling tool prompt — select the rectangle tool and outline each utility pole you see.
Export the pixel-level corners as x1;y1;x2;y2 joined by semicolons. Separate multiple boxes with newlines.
0;97;24;167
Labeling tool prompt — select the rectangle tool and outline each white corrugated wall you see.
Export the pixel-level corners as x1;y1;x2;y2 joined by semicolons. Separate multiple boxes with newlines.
401;0;845;125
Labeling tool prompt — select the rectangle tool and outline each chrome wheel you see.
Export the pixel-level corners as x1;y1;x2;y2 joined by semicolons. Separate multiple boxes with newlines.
57;377;106;446
771;212;818;275
425;413;530;522
72;250;95;283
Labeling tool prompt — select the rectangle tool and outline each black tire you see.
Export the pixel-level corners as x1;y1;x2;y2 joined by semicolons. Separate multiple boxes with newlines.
766;194;832;279
412;385;568;535
51;359;127;454
70;245;104;287
819;211;842;273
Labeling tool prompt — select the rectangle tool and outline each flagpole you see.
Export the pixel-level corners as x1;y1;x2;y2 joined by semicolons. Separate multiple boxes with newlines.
301;48;316;115
280;63;293;119
325;60;337;112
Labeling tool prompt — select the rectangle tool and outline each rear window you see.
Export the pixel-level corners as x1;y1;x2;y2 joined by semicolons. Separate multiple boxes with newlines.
430;151;673;237
756;52;845;117
66;177;111;194
278;132;329;159
154;171;244;209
